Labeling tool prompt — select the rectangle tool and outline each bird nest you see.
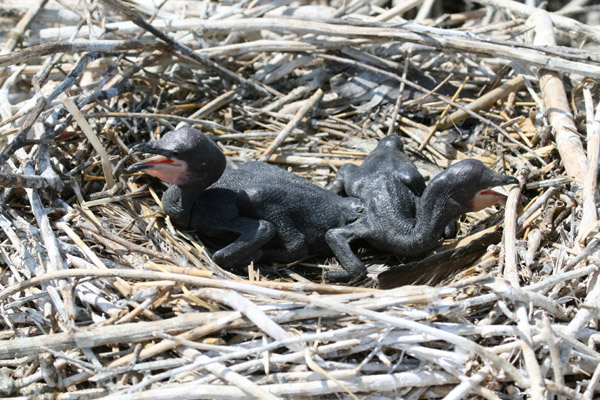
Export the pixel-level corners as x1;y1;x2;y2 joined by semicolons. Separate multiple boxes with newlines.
1;0;599;399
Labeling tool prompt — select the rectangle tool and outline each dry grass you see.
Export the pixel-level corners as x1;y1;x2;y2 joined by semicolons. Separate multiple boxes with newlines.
0;0;599;398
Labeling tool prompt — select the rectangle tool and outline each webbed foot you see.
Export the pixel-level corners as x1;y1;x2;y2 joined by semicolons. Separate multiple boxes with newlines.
325;224;367;283
211;218;275;268
323;266;365;283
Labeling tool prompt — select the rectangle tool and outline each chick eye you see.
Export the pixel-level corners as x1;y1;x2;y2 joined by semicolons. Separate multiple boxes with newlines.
172;150;180;158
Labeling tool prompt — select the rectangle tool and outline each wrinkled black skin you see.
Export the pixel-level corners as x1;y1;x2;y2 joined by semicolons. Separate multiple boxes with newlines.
326;135;518;281
129;127;362;270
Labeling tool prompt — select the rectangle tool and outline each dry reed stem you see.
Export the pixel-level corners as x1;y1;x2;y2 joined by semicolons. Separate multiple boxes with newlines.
0;0;599;398
532;10;588;183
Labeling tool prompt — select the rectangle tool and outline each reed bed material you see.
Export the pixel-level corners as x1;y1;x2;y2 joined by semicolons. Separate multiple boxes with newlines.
0;0;599;398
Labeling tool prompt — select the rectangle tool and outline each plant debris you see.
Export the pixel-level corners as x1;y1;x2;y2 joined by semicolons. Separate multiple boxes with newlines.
0;0;599;398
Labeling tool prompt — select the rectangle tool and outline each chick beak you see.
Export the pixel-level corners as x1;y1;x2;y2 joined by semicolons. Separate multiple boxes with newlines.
471;174;519;212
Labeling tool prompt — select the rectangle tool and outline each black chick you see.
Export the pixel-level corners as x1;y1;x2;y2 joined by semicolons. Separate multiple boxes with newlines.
129;127;362;269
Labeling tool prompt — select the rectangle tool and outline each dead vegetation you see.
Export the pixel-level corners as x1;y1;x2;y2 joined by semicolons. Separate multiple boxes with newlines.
0;0;599;398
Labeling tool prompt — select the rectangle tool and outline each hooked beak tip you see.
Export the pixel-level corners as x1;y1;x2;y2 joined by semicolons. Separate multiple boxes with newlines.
129;142;151;155
505;176;519;186
491;173;519;188
128;142;158;173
